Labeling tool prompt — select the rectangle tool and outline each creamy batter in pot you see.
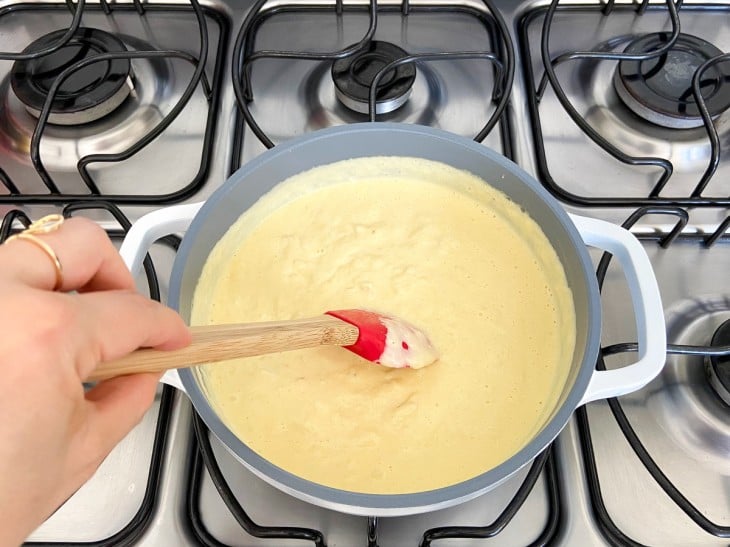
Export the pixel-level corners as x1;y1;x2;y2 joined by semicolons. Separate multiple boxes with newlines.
191;157;575;494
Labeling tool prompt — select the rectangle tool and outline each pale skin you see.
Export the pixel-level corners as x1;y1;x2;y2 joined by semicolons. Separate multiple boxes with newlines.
0;218;191;547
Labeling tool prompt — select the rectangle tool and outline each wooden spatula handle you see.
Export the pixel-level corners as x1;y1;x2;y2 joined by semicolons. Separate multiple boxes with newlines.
88;315;359;382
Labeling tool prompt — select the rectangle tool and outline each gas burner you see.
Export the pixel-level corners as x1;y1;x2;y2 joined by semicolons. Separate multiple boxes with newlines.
11;27;134;126
707;319;730;406
331;41;416;115
614;32;730;129
653;296;730;471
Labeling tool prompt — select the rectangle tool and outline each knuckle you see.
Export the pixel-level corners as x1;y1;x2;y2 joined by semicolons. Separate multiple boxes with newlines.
2;293;56;360
32;294;74;340
29;295;88;363
131;290;164;316
69;217;115;252
68;216;102;237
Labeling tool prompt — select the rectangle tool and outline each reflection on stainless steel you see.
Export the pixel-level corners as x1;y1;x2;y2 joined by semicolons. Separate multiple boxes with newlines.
334;83;412;114
553;419;607;546
654;296;730;472
135;391;196;547
580;240;730;546
583;54;716;175
0;47;170;171
0;6;223;200
522;5;730;209
239;8;505;151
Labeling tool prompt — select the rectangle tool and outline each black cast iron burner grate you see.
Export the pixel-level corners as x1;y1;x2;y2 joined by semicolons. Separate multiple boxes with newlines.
0;0;228;205
519;1;730;207
187;412;562;546
577;205;730;544
0;203;177;547
229;0;514;172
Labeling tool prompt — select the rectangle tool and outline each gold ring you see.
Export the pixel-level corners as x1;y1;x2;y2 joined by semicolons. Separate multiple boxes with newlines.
5;214;65;291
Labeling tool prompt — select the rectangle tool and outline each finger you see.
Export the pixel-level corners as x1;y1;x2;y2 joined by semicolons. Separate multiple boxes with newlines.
0;217;134;293
73;290;191;379
83;373;161;460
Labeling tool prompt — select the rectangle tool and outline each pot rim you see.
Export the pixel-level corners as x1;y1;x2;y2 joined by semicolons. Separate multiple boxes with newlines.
169;122;601;516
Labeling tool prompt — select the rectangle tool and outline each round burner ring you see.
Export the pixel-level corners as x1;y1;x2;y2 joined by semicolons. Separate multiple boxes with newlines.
707;319;730;406
11;27;134;126
614;32;730;129
332;41;416;115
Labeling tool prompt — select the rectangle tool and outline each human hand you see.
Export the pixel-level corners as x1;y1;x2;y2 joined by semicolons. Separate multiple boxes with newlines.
0;216;190;546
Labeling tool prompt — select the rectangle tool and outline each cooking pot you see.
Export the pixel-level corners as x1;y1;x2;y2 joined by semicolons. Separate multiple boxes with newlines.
120;123;666;516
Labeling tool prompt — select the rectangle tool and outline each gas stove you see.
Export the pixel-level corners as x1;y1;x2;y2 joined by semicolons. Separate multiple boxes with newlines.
2;1;728;546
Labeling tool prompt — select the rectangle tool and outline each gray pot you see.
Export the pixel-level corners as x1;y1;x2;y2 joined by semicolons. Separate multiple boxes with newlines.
120;123;666;516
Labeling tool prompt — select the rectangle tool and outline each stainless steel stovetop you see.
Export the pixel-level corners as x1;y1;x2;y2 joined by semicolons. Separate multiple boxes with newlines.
1;1;728;545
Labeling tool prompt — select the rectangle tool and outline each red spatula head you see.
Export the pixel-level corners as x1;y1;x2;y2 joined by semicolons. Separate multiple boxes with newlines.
325;309;439;369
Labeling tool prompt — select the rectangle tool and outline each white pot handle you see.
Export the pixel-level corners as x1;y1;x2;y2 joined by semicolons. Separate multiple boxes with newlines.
120;207;665;401
120;201;203;276
120;202;204;394
569;214;666;405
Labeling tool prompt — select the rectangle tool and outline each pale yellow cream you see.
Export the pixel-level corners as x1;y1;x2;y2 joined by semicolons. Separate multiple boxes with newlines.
191;157;576;494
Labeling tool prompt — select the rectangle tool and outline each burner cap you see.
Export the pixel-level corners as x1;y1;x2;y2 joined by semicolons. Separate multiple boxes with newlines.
707;319;730;406
614;32;730;129
332;41;416;115
11;27;133;126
